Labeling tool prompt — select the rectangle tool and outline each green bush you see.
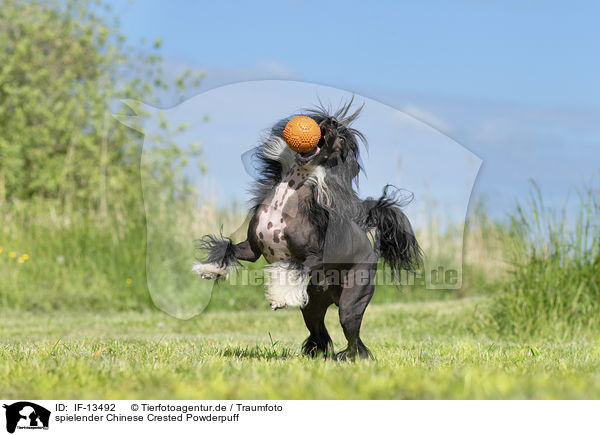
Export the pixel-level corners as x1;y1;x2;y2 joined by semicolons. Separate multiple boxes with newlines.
0;0;203;212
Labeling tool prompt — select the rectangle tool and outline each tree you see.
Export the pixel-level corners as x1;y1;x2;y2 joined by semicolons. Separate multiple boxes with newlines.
0;0;203;217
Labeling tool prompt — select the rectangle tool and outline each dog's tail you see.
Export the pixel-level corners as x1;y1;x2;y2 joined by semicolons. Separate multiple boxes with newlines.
362;185;422;278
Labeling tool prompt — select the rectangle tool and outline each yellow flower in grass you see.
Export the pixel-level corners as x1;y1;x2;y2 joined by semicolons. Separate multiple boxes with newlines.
9;251;16;258
126;278;133;287
0;246;3;254
22;254;29;260
17;257;25;264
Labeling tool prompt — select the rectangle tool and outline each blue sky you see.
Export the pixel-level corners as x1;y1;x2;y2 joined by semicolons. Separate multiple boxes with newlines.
109;0;600;219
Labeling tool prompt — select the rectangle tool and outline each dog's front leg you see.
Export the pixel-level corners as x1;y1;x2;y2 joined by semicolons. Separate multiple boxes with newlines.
233;239;262;262
194;238;261;280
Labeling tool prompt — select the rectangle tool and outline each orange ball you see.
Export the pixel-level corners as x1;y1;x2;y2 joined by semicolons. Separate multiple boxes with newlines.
283;116;321;153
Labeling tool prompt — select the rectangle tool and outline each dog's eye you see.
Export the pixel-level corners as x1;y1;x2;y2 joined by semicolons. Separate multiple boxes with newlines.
339;137;346;146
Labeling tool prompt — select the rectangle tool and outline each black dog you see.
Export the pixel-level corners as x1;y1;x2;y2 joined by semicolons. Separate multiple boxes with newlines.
194;101;421;359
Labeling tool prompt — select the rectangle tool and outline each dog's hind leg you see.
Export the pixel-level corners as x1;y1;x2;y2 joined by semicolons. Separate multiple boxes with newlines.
334;261;378;361
301;285;334;358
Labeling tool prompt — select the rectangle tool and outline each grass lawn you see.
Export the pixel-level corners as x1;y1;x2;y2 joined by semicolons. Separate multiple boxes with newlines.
2;298;600;399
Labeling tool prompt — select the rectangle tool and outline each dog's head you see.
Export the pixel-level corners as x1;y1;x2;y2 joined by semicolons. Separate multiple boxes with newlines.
294;101;366;172
254;99;367;209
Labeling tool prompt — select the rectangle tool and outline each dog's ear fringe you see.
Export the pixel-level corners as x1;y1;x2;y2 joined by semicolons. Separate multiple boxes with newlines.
246;136;287;210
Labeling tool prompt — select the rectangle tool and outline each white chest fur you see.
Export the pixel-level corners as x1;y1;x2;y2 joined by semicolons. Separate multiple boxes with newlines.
256;165;312;263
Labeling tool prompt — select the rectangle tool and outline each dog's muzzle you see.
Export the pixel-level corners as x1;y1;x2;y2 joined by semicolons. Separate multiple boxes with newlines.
295;145;321;165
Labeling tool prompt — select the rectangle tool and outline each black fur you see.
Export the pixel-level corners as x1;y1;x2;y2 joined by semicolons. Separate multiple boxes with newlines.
195;232;239;268
195;99;422;360
363;185;423;276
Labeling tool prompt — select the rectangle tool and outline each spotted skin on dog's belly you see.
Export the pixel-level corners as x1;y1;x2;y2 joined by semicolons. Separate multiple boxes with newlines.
255;165;312;263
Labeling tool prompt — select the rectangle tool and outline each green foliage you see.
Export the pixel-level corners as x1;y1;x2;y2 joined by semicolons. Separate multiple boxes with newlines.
0;0;204;214
485;183;600;339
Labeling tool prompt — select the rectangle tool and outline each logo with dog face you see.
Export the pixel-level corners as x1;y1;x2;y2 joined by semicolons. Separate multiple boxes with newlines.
3;402;50;434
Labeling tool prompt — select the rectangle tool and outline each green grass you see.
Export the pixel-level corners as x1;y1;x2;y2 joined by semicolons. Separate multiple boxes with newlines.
2;299;600;399
485;184;600;339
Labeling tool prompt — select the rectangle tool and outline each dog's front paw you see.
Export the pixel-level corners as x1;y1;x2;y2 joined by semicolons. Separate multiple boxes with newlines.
192;262;229;280
200;272;220;280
